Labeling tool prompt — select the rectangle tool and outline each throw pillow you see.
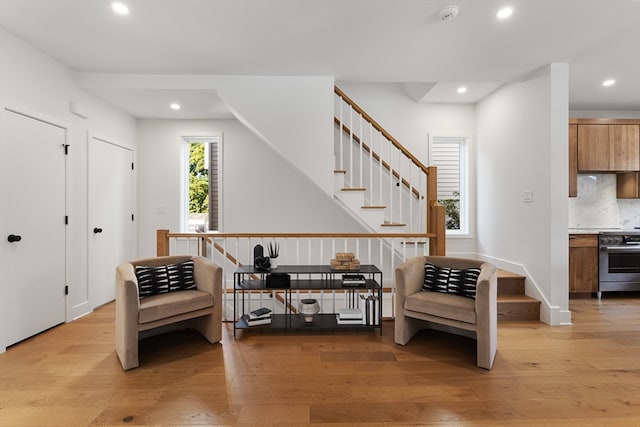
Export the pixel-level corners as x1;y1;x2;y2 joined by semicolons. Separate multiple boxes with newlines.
423;263;481;299
167;260;197;292
135;265;170;298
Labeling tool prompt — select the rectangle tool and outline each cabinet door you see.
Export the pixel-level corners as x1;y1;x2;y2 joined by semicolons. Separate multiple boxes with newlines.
568;235;598;293
569;124;578;197
616;172;639;198
577;125;609;171
609;125;640;171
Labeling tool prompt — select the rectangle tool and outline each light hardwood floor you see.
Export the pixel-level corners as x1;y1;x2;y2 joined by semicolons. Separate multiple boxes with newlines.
1;297;640;426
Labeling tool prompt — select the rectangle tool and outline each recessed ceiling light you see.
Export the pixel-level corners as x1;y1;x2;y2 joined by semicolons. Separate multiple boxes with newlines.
170;103;181;110
457;86;467;94
111;2;129;15
497;7;513;19
602;79;616;87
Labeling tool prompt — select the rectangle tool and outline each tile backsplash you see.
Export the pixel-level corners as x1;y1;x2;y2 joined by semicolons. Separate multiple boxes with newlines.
569;174;640;229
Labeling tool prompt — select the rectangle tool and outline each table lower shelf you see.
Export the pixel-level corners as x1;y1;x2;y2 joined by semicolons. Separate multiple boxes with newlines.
235;313;381;332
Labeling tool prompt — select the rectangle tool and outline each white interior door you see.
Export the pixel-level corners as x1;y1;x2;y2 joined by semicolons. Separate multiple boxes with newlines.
88;137;134;308
0;108;67;349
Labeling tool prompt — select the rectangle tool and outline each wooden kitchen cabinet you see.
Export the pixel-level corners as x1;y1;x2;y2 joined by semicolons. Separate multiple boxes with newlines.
569;234;598;294
577;123;640;172
577;124;609;171
569;123;577;197
610;125;640;170
617;171;640;198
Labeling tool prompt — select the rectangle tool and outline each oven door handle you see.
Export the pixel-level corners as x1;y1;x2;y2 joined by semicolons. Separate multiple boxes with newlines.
601;246;640;253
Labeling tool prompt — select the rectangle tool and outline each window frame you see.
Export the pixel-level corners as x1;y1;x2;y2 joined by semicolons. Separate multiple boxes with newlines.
428;133;470;237
180;133;223;232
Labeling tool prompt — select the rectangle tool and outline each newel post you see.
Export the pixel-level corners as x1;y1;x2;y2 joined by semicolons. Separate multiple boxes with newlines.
157;229;170;256
426;166;446;256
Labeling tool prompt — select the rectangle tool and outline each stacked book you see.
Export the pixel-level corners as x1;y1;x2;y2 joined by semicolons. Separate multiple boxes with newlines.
342;273;366;288
243;307;272;326
330;252;361;270
359;294;379;326
336;307;364;325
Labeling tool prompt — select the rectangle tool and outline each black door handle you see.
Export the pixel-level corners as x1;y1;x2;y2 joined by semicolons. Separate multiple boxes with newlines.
7;234;22;242
93;227;103;234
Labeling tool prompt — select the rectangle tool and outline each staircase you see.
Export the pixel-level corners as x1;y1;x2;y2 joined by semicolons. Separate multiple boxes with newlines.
334;170;408;232
497;269;540;321
334;85;541;322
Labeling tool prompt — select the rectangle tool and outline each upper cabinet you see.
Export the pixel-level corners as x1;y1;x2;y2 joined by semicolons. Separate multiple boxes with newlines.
577;123;640;172
569;123;578;197
617;171;640;199
570;119;640;198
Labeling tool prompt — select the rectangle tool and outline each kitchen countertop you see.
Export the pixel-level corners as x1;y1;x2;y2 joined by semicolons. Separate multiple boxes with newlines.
569;228;621;235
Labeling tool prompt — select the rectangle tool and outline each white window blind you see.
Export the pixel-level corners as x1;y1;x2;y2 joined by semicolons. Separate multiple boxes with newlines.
430;135;467;234
431;139;461;200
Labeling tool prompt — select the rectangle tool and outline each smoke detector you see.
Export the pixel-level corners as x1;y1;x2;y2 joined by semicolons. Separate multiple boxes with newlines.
439;5;459;21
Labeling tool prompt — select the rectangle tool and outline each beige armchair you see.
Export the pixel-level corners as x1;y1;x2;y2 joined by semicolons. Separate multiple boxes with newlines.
394;256;497;370
115;255;222;370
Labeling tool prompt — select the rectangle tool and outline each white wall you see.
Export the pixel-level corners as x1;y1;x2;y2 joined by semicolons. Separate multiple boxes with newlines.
136;119;366;258
335;81;477;254
0;26;137;329
77;74;336;196
476;64;570;325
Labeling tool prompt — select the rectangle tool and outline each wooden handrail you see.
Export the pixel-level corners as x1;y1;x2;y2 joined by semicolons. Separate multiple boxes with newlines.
334;86;430;173
334;117;422;199
334;85;446;255
156;229;443;255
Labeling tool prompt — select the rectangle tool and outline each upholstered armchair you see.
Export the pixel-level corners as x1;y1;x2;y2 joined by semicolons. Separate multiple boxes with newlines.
115;255;222;370
394;256;497;370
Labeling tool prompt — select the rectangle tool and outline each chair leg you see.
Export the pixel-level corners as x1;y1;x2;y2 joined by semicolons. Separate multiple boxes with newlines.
191;313;222;344
476;333;496;370
116;326;139;370
394;315;424;345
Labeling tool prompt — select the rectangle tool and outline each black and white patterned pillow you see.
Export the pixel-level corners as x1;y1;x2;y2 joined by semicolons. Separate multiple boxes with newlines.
135;265;170;298
423;263;481;299
167;260;196;292
135;260;196;298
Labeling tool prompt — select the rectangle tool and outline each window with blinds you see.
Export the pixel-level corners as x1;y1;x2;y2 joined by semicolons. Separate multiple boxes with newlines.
430;135;467;233
182;135;222;232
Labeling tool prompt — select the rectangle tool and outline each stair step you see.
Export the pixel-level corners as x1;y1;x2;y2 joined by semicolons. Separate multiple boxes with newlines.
342;187;366;192
497;295;540;322
362;205;386;209
497;268;526;296
496;269;540;321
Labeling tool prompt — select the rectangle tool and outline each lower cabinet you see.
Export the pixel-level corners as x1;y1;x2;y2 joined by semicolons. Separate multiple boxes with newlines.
569;234;598;294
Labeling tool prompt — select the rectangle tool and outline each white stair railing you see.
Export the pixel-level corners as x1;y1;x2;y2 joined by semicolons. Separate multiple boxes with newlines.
334;87;431;234
157;230;432;322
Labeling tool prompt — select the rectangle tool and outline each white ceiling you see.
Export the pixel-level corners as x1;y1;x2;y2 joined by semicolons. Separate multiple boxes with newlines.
0;0;639;119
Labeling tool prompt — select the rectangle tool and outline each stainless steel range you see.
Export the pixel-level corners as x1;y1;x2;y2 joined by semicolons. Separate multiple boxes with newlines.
599;230;640;294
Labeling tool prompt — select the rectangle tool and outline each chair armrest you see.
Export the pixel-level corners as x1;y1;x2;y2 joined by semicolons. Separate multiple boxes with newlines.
116;262;141;324
395;256;428;314
193;256;222;300
474;262;497;320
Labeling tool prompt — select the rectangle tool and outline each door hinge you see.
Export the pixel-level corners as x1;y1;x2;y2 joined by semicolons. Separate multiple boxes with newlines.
64;285;69;295
64;144;70;155
65;215;69;225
